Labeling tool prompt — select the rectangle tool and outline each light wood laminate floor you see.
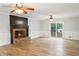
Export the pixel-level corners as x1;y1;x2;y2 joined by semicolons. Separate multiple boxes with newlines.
0;38;79;56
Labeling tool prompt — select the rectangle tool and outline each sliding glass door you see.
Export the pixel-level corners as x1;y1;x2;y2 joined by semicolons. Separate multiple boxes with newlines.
51;23;63;38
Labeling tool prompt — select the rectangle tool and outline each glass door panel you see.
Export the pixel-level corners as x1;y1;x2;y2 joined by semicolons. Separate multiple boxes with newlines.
57;23;63;37
51;23;56;37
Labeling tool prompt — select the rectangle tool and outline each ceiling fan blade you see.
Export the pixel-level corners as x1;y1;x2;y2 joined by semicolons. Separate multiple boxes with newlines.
23;10;28;14
22;8;34;10
11;9;16;12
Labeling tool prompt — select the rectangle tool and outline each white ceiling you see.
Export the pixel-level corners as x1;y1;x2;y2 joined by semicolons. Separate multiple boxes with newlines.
0;3;79;19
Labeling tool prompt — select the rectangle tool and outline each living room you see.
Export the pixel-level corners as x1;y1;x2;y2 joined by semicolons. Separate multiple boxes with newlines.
0;3;79;56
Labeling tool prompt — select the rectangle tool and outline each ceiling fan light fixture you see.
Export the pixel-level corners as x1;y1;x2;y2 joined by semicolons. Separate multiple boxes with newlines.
15;9;24;14
50;15;53;19
49;15;53;21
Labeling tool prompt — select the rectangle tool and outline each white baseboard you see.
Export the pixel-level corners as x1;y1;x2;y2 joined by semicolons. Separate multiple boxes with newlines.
30;35;41;39
0;42;10;46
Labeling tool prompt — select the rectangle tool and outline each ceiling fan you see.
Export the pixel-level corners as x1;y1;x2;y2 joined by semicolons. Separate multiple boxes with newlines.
10;4;34;14
49;15;53;21
50;15;53;19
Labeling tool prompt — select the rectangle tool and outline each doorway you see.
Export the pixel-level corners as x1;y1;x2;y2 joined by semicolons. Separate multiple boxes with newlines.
51;23;63;38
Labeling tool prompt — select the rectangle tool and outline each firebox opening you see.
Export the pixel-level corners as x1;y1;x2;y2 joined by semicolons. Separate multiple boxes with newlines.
15;30;26;38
